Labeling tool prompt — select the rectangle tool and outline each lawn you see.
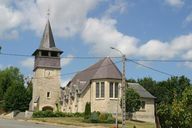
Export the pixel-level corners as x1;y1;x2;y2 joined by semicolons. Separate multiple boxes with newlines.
32;117;156;128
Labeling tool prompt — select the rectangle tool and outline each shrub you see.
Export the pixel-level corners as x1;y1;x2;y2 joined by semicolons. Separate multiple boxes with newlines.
74;112;84;117
99;113;108;122
89;111;99;123
106;114;115;124
33;111;84;118
66;113;73;117
55;111;65;117
84;102;91;119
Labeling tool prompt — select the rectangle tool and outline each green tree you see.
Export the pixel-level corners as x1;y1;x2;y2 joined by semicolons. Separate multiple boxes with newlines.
137;77;156;94
3;85;29;111
121;88;141;119
84;102;91;119
0;67;24;96
0;87;3;101
26;80;32;104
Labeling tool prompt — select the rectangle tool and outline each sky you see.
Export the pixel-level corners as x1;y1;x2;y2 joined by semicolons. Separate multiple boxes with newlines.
0;0;192;86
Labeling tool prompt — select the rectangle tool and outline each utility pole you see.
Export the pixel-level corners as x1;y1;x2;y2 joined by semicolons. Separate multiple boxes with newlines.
122;54;126;128
111;47;126;128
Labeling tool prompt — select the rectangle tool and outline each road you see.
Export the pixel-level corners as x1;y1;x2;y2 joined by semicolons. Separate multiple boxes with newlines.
0;119;78;128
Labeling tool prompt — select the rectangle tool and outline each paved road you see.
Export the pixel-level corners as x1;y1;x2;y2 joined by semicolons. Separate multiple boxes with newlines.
0;119;77;128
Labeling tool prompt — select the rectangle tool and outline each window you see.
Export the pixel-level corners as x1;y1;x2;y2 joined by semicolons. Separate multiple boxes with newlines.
101;82;105;98
51;52;58;57
109;82;113;98
141;101;145;109
95;82;105;98
109;82;119;98
47;92;51;98
96;82;99;98
115;83;119;98
42;51;49;56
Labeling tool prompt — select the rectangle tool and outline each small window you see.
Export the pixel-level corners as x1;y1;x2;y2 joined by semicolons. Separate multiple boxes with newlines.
115;83;119;98
141;101;145;109
109;82;113;98
109;82;119;98
51;52;58;57
42;51;49;56
101;82;105;98
96;82;99;98
47;92;51;98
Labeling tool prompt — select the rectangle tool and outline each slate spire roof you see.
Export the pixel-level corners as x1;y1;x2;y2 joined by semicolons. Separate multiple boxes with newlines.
39;20;56;49
68;57;122;93
33;20;62;55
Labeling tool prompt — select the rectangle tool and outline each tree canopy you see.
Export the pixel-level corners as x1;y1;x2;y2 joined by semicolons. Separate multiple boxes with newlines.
0;67;32;112
128;76;192;127
121;88;141;119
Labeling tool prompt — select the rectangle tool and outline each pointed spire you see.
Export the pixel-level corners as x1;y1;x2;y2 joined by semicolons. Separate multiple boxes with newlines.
39;20;56;49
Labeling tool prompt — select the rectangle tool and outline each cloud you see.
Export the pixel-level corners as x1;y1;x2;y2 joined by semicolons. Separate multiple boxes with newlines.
0;0;100;38
0;2;22;39
82;16;192;71
165;0;184;8
139;40;175;59
104;0;127;18
139;33;192;59
16;0;100;37
185;12;192;24
82;18;139;57
21;58;34;69
182;50;192;68
61;54;74;67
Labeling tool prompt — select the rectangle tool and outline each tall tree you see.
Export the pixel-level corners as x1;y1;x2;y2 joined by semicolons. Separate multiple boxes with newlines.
121;88;141;119
137;77;156;95
0;67;24;96
3;85;29;111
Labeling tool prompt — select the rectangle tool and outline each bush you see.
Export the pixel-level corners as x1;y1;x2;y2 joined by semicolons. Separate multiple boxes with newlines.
74;112;84;117
33;111;84;118
33;110;55;118
106;114;115;124
99;113;108;122
84;102;91;119
89;111;99;123
55;111;65;117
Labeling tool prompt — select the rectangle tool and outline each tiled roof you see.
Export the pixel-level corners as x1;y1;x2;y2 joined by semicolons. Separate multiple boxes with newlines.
64;57;155;99
128;83;155;99
68;57;122;93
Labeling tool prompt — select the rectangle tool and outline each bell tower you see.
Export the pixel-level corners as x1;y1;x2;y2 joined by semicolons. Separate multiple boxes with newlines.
31;20;63;111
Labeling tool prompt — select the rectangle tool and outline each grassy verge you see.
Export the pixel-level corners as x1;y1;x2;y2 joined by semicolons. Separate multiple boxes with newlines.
32;117;155;128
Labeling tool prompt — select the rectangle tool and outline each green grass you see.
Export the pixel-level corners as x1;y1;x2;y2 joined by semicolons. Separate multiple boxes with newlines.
32;117;156;128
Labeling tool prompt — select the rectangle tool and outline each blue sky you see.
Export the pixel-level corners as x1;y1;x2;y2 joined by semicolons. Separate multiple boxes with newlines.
0;0;192;85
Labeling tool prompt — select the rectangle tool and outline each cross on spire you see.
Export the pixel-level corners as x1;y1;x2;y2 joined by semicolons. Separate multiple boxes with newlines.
47;8;50;19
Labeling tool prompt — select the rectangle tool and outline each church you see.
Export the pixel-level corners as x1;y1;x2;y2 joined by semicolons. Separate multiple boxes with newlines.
29;20;155;123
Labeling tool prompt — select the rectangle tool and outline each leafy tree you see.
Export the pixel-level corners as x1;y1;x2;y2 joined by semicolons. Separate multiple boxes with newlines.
121;88;141;119
137;77;156;94
127;79;136;83
0;67;24;96
26;80;32;104
0;87;3;101
3;85;29;111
